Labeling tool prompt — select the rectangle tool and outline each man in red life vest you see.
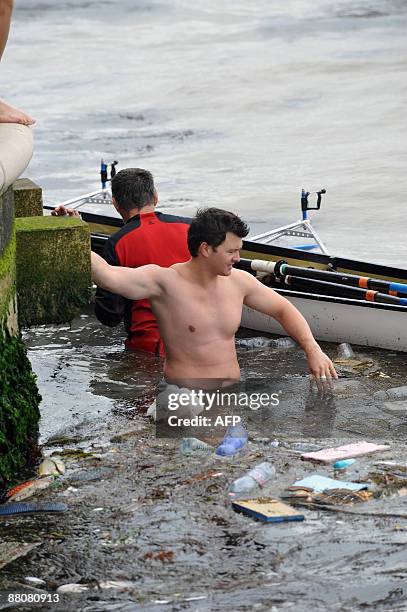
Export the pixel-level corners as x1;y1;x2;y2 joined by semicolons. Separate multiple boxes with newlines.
53;168;190;356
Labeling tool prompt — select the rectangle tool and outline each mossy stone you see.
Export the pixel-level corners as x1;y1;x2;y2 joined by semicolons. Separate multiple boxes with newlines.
0;330;41;486
15;216;91;326
0;187;14;257
13;178;43;218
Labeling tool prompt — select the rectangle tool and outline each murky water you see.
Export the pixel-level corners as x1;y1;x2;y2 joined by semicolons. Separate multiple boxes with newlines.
2;0;407;264
0;313;406;610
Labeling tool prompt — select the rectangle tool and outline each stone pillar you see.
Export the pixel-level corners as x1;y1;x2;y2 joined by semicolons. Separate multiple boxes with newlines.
15;216;91;327
13;178;43;217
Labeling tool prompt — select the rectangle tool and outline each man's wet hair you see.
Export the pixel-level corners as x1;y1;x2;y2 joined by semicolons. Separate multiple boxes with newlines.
111;168;155;212
188;207;249;257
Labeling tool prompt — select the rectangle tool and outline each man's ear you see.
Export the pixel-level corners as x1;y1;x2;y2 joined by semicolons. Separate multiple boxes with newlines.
199;242;211;258
112;196;119;211
153;190;158;206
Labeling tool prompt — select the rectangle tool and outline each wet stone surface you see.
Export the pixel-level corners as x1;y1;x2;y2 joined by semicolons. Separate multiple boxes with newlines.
0;310;407;610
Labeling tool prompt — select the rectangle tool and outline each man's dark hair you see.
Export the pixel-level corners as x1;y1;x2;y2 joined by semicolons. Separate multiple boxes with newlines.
111;168;155;212
188;207;249;257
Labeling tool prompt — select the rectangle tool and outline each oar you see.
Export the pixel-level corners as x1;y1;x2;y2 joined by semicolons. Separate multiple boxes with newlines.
249;259;407;296
284;275;407;305
248;260;407;305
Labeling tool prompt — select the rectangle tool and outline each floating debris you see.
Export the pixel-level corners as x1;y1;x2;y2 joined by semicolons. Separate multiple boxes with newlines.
38;456;65;476
7;477;54;502
0;502;67;516
144;550;174;562
24;576;46;586
180;438;213;456
301;441;390;464
232;498;305;522
56;583;89;594
337;342;355;359
289;474;370;493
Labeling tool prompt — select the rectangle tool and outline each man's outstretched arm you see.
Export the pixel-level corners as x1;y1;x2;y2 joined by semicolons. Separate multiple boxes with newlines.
91;252;163;301
241;271;337;382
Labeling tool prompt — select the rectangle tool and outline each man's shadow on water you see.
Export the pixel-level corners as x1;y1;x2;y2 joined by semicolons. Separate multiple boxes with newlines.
245;376;337;439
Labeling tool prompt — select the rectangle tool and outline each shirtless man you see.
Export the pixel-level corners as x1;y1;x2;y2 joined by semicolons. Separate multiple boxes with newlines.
0;0;35;125
91;207;337;390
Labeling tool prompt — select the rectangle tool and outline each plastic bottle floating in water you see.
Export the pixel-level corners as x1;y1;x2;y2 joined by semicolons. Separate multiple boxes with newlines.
180;438;213;456
228;462;276;498
333;459;356;470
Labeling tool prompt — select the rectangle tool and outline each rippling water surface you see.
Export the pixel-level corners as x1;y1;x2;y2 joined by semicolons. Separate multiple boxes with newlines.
2;0;406;264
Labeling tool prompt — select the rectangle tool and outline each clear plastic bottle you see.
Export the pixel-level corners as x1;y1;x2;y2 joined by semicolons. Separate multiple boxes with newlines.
269;337;297;349
228;462;276;499
237;337;274;349
180;438;213;456
337;342;354;359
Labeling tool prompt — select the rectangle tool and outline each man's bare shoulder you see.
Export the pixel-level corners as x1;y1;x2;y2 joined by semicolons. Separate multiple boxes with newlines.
231;268;258;285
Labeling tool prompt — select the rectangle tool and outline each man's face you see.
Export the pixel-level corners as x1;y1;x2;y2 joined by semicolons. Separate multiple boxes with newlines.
209;232;242;276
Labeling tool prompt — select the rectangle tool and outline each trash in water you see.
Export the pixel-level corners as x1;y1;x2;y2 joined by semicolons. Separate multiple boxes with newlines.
333;459;356;470
270;336;297;349
24;576;46;586
312;489;373;506
216;423;248;456
301;441;390;463
146;400;157;420
334;358;374;370
291;442;323;453
180;438;213;455
6;476;54;502
337;342;355;359
56;583;89;594
144;550;174;562
236;336;296;349
183;470;224;485
236;337;275;349
38;456;65;476
232;498;305;522
228;462;276;498
289;474;370;493
270;439;279;448
0;502;68;516
98;580;137;590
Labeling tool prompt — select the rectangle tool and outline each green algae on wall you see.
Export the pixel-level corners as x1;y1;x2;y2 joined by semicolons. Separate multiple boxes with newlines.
0;330;41;485
0;188;41;486
13;178;43;218
15;216;91;327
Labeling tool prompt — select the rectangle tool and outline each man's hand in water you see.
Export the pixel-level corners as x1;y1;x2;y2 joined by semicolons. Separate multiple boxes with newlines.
305;343;338;394
51;205;81;218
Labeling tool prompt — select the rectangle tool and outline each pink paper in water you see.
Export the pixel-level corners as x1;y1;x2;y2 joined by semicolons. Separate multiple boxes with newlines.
301;441;390;463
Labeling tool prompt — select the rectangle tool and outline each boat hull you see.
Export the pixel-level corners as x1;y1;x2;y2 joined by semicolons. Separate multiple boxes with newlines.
242;289;407;352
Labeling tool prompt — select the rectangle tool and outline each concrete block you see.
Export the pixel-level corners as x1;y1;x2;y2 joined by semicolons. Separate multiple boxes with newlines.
13;178;43;218
15;216;91;326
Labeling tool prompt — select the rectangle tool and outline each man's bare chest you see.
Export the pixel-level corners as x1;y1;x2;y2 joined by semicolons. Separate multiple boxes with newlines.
156;279;243;337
